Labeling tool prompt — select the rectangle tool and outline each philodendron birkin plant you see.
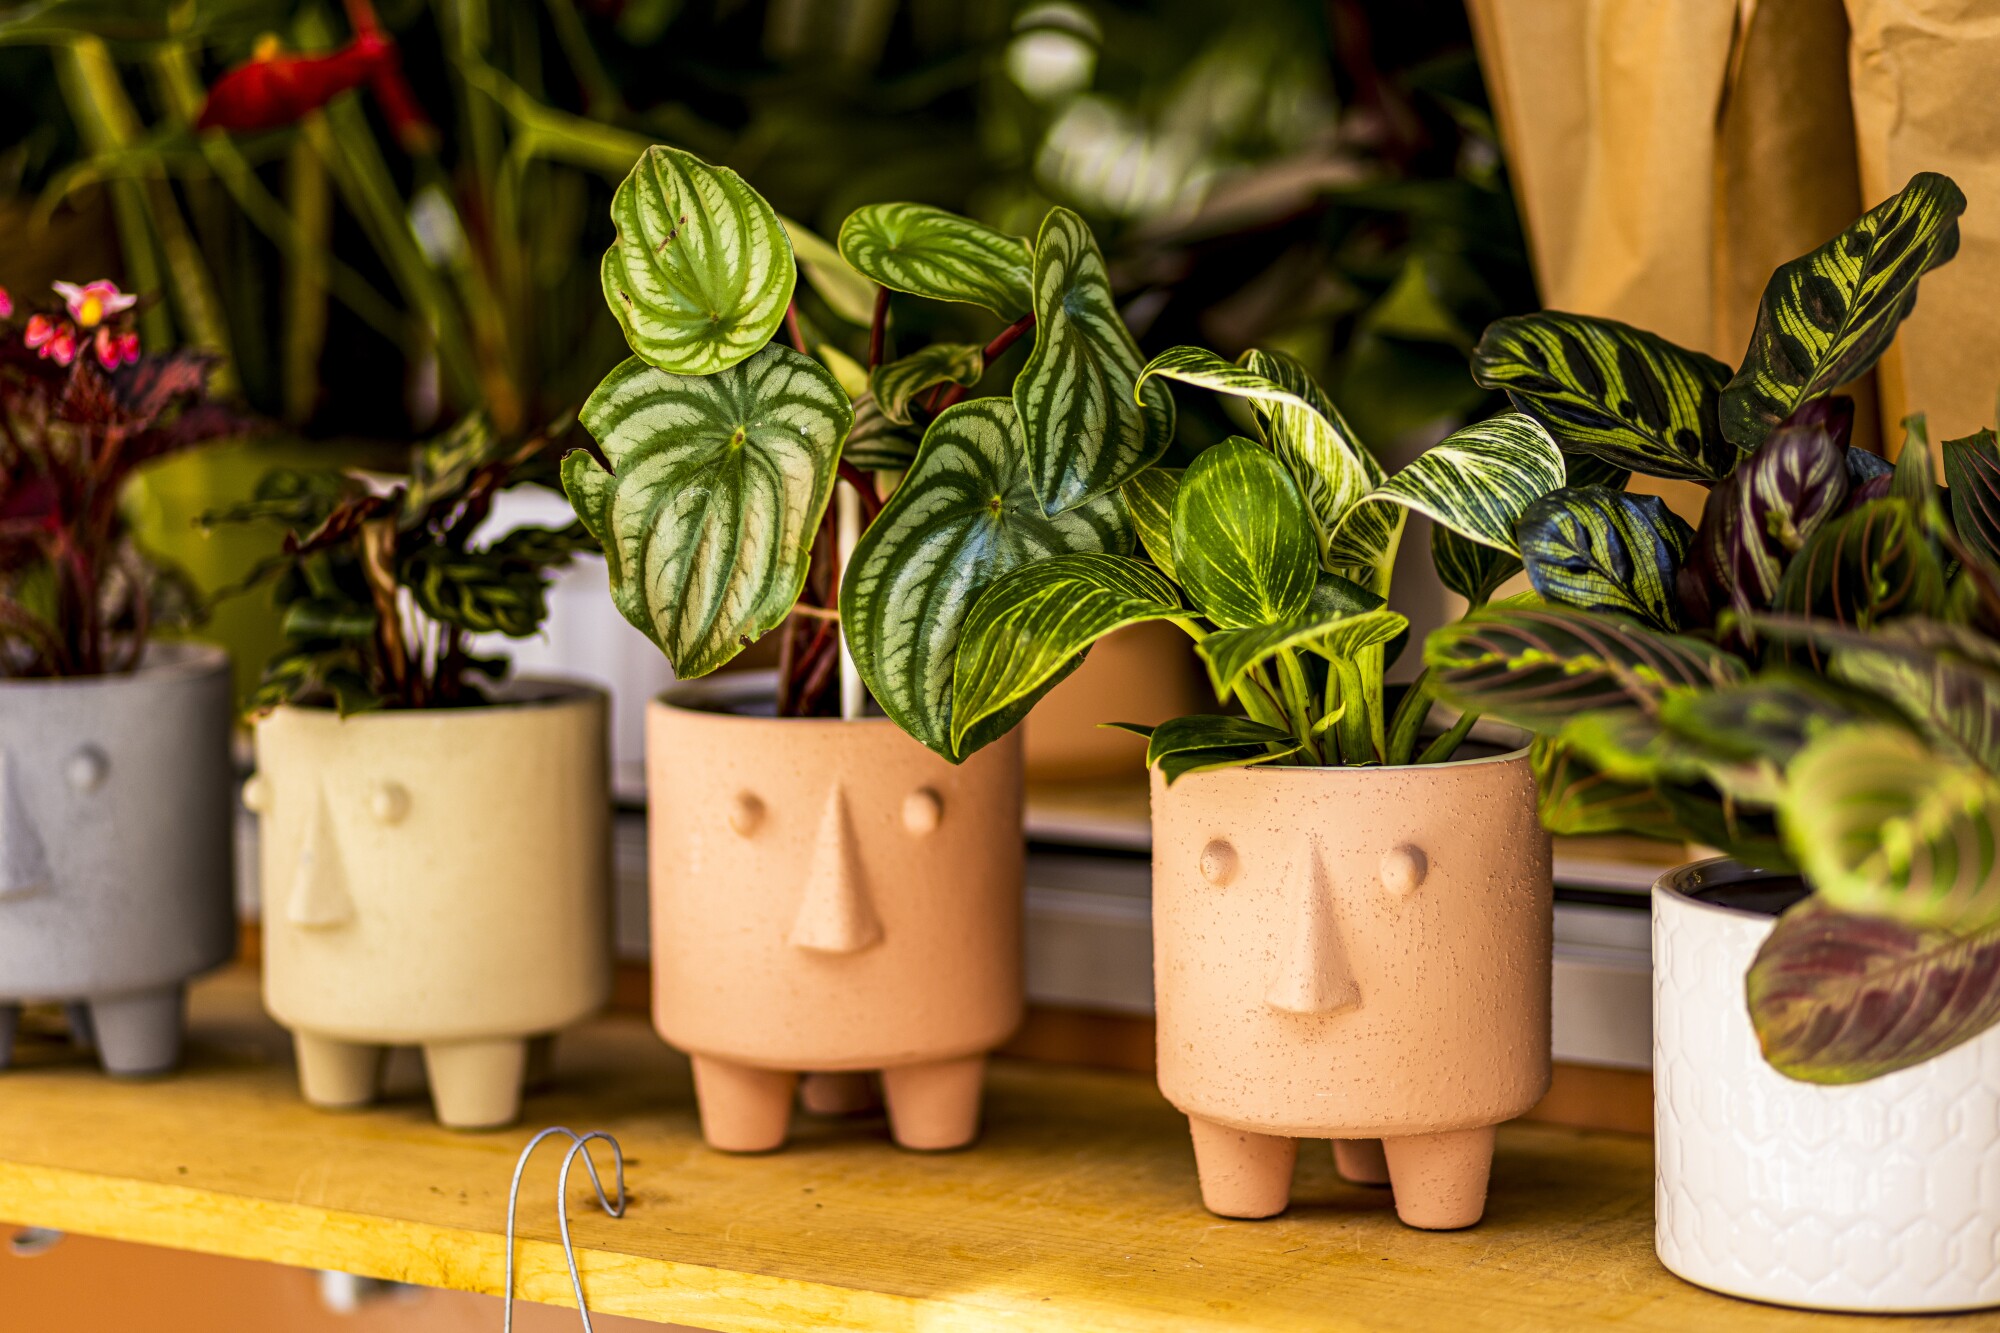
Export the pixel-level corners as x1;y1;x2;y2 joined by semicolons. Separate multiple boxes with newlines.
1420;171;2000;1086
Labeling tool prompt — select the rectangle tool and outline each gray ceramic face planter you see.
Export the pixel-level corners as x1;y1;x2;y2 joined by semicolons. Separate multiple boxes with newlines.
0;642;236;1074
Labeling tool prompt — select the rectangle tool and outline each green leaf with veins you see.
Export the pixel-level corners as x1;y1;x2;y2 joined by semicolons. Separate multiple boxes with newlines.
1197;608;1407;702
837;202;1034;318
1169;436;1317;629
868;343;984;426
1121;467;1181;580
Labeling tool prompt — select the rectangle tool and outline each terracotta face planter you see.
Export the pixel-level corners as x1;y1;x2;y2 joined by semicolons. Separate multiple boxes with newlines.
649;678;1024;1153
1150;750;1551;1229
0;643;235;1075
249;683;611;1129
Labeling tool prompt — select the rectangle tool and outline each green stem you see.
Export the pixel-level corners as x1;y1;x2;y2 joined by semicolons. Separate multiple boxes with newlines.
1386;667;1435;767
1274;649;1325;766
1332;656;1375;765
1417;710;1480;765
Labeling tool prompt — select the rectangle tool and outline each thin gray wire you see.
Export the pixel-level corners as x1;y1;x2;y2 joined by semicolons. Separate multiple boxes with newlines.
503;1127;627;1333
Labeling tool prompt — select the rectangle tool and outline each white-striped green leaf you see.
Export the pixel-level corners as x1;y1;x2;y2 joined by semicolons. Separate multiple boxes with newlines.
840;397;1133;760
836;202;1033;318
1472;311;1738;481
1197;608;1407;702
1016;207;1175;514
949;553;1183;753
1515;485;1695;631
1170;436;1316;629
842;391;919;472
1724;173;1965;450
1782;725;2000;933
1138;715;1300;785
566;345;851;677
601;145;795;376
782;216;876;325
1121;467;1181;581
868;343;985;425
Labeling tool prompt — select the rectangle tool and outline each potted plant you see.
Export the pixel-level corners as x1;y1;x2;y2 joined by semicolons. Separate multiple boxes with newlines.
1426;172;2000;1310
218;416;610;1129
0;279;246;1076
562;145;1185;1152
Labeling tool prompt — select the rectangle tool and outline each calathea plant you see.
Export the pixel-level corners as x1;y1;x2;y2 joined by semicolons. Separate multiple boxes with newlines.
1420;171;2000;1082
206;415;594;712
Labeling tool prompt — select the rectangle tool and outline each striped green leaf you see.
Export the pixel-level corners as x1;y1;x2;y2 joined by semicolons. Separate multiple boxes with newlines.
1170;436;1316;629
1471;311;1738;481
1197;608;1407;702
869;343;984;425
1433;526;1520;606
949;553;1183;753
840;397;1133;760
600;145;795;376
1331;412;1565;568
842;391;919;472
1121;467;1181;581
567;345;851;677
1016;207;1175;514
1140;715;1301;785
1724;173;1965;450
1773;499;1947;643
1943;429;2000;569
1749;896;2000;1084
836;202;1033;318
403;547;550;638
1515;485;1695;631
1531;737;1685;840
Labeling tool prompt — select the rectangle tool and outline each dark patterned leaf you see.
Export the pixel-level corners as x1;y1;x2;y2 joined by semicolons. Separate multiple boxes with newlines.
403;546;550;638
1530;737;1684;839
1772;499;1947;651
1516;486;1695;630
1432;524;1520;606
1943;428;2000;569
1143;715;1301;785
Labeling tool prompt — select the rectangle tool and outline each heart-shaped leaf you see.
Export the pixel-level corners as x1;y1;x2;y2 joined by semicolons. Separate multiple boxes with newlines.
1748;896;2000;1084
836;202;1033;318
1170;436;1316;629
1773;499;1947;645
1724;172;1965;450
1120;467;1181;580
1197;608;1407;702
868;343;985;426
1943;428;2000;568
840;397;1132;760
1016;207;1175;514
1471;311;1738;481
949;552;1183;753
841;391;920;472
1331;412;1565;567
567;345;851;677
1515;485;1695;631
601;145;796;376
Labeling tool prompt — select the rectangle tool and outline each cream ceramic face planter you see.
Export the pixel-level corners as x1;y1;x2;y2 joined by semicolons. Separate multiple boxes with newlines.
1150;748;1552;1229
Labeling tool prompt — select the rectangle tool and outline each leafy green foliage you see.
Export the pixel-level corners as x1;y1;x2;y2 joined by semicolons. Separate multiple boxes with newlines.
1120;467;1181;581
1331;411;1563;560
869;343;984;426
1515;486;1694;631
1124;714;1301;785
1169;436;1317;629
841;392;918;472
1772;499;1947;641
836;203;1033;318
1197;607;1406;701
1942;429;2000;568
1432;526;1520;606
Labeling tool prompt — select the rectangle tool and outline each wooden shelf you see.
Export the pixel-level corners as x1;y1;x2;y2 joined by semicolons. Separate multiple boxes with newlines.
0;969;1978;1332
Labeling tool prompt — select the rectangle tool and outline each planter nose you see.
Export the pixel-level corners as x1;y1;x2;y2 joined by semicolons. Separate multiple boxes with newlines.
286;790;356;931
788;784;883;956
1263;840;1359;1016
0;751;52;901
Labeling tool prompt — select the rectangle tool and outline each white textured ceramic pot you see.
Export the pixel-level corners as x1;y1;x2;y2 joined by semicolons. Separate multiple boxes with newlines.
1655;859;2000;1312
0;643;235;1074
249;682;612;1128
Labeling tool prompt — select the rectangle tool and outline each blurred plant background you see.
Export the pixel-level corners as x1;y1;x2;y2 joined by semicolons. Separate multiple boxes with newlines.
0;0;1532;694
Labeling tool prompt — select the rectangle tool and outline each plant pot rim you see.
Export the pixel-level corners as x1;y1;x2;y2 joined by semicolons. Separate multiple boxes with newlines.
1654;856;1794;922
1150;744;1530;784
654;670;902;730
0;638;227;690
263;675;603;725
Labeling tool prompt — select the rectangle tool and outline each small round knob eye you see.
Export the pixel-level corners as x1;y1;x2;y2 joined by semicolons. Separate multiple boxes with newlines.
1199;839;1238;886
902;788;943;835
1380;844;1428;897
370;781;411;825
65;746;109;793
728;791;764;836
241;774;271;813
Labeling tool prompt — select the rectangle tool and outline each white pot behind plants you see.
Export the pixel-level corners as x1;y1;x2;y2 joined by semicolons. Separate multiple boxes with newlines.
1654;860;2000;1313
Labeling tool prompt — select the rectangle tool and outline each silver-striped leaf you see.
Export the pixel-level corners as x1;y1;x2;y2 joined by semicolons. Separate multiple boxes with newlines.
1170;436;1317;629
1724;173;1965;450
601;145;796;376
869;343;985;425
567;345;851;677
840;397;1133;760
1330;412;1564;569
842;391;919;472
1016;207;1175;514
1197;607;1407;702
1472;311;1738;481
1515;485;1696;631
836;202;1033;318
949;552;1183;753
1121;467;1181;581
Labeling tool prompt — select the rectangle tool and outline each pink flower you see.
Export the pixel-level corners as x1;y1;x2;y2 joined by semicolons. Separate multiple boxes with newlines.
51;279;137;330
0;288;12;319
94;325;140;370
26;314;78;366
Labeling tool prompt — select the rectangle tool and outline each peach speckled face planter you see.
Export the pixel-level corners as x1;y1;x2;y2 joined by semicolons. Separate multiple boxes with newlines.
648;678;1024;1153
249;682;612;1129
1150;749;1551;1229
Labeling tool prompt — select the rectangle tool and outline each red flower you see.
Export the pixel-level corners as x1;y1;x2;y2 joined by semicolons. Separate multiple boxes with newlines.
94;326;141;371
24;314;77;367
0;288;12;320
196;25;433;152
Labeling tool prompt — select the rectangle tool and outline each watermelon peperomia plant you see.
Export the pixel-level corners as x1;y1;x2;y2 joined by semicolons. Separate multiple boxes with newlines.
1420;171;2000;1083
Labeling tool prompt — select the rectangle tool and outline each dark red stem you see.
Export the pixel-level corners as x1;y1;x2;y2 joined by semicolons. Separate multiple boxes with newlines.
784;300;807;355
933;313;1036;415
868;288;889;369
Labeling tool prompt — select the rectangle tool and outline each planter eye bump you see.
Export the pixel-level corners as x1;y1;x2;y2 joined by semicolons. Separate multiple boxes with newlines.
728;791;765;837
241;774;271;814
369;781;412;826
1379;845;1427;897
64;747;109;793
902;788;943;835
1200;839;1239;887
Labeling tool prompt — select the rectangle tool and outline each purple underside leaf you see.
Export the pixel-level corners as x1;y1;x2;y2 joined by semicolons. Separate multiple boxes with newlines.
1748;896;2000;1084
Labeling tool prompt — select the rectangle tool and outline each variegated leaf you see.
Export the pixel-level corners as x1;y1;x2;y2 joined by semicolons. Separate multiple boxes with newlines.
1943;428;2000;569
566;346;851;677
1530;736;1685;840
840;397;1133;760
1471;311;1738;481
601;145;795;376
836;202;1033;318
1196;607;1407;702
842;391;919;472
1141;715;1301;785
1515;485;1695;631
1724;173;1965;449
1016;207;1174;514
949;553;1183;753
1170;436;1317;629
868;343;985;425
1121;467;1181;581
1433;525;1520;606
1773;499;1947;643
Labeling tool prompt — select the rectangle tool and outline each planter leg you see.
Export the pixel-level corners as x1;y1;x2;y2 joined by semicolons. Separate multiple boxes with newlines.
0;1004;17;1069
524;1034;559;1092
882;1056;984;1151
800;1071;877;1116
423;1038;527;1130
294;1032;383;1108
1333;1138;1391;1186
89;988;184;1076
1381;1125;1496;1230
691;1055;796;1153
1187;1115;1296;1219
